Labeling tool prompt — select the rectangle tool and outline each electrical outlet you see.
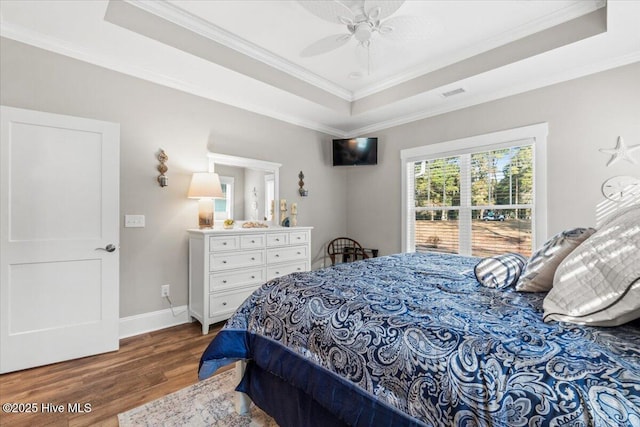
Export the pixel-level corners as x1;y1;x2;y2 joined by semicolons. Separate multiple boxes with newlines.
161;284;170;298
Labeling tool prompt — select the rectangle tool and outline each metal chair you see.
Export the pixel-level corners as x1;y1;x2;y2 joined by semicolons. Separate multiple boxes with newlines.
327;237;369;266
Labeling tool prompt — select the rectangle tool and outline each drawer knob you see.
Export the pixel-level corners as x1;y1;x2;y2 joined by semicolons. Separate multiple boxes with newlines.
251;240;255;243
251;257;255;261
222;260;227;264
275;254;280;257
251;275;255;279
223;242;227;245
297;268;301;271
297;237;301;240
275;238;280;241
222;301;227;306
297;252;301;255
275;272;280;275
223;280;227;284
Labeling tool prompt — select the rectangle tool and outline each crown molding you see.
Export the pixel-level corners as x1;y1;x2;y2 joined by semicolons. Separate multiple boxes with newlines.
344;50;640;138
352;0;606;100
129;0;605;103
0;20;347;137
127;0;354;102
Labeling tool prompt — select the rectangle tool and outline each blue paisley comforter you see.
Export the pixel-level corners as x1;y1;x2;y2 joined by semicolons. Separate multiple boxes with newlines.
199;252;640;426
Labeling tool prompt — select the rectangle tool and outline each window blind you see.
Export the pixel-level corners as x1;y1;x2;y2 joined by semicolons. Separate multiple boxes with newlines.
404;137;537;257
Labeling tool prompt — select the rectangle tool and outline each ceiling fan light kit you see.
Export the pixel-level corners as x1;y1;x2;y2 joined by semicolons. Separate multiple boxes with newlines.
354;23;373;45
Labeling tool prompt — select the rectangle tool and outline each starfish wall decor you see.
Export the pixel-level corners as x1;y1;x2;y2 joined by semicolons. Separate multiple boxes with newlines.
599;136;640;166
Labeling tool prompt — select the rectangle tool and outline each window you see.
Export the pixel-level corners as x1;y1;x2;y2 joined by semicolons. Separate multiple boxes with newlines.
401;123;548;257
214;176;234;220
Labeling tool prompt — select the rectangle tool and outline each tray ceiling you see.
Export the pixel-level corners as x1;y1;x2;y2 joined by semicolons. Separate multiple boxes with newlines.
1;0;639;137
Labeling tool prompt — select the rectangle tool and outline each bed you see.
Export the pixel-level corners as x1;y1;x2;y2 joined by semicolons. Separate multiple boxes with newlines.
199;249;640;426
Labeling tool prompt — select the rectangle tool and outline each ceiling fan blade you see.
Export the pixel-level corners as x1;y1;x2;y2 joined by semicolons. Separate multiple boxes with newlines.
378;15;441;42
297;0;354;25
363;0;405;20
301;34;352;57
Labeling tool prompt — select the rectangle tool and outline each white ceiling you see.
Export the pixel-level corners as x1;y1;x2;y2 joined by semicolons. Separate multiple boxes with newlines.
1;0;639;137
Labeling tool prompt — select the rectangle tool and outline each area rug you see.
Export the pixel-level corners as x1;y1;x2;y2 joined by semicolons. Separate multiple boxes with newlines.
118;370;278;426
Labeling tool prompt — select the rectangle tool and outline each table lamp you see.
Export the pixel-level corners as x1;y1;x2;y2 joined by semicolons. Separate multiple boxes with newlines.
188;172;223;228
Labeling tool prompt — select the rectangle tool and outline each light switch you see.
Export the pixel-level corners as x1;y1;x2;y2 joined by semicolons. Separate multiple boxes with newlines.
125;214;145;228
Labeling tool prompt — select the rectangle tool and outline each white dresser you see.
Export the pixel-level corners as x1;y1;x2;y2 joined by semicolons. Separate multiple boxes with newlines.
188;226;313;334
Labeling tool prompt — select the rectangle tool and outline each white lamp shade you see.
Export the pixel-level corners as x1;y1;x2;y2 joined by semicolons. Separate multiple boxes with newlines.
188;172;223;199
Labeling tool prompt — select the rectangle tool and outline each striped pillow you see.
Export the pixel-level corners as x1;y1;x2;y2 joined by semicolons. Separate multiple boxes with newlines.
474;253;527;289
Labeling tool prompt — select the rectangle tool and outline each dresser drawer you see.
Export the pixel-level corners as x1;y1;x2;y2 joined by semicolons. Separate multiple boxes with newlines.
210;250;265;271
209;287;257;317
210;267;265;291
267;245;308;264
240;234;265;249
266;232;289;247
289;230;309;244
209;235;240;252
267;261;308;281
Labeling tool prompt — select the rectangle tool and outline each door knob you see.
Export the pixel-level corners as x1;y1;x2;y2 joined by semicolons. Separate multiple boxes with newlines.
96;244;116;253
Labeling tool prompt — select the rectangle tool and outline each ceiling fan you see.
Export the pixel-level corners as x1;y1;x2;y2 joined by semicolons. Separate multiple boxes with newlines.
298;0;430;59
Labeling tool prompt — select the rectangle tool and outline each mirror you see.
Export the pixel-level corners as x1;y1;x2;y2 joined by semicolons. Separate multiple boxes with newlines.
208;153;281;225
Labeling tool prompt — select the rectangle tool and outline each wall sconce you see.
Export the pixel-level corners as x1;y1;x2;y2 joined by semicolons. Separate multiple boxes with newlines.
298;171;308;197
157;149;168;187
187;172;223;228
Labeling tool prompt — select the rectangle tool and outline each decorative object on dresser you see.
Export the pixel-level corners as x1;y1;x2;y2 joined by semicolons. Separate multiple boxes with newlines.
188;226;313;334
187;172;224;229
279;199;287;225
291;203;298;227
242;221;269;228
157;149;168;187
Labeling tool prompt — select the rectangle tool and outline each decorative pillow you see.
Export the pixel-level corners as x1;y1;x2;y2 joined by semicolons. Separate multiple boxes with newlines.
598;204;640;229
515;228;596;292
475;253;527;289
543;205;640;326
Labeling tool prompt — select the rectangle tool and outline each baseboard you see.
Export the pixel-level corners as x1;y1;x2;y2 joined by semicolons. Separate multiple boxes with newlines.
119;305;190;339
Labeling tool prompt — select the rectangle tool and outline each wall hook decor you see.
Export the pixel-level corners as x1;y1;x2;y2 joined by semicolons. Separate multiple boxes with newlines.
157;149;168;187
298;170;308;196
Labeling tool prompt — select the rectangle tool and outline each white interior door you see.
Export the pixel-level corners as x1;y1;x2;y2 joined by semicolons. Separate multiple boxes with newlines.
0;106;120;373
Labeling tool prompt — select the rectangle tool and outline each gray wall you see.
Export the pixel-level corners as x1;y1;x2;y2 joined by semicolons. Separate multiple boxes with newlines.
345;62;640;256
2;36;639;319
0;38;347;318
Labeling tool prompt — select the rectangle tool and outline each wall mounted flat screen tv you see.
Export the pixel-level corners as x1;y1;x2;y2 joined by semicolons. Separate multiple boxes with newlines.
332;137;378;166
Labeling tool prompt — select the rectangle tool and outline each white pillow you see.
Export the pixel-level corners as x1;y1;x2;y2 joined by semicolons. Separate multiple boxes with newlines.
543;205;640;326
515;228;595;292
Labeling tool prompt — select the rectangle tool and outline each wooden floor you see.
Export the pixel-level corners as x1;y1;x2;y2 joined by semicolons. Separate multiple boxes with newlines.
0;322;224;427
